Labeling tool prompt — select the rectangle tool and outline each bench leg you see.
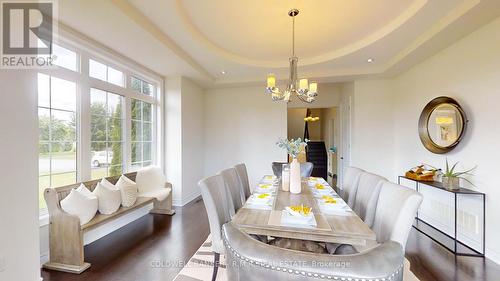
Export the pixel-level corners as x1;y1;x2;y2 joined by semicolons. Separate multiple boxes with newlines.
150;191;175;215
43;213;90;274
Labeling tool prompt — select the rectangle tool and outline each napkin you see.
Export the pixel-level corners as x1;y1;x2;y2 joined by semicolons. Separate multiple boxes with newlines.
261;175;276;182
319;206;353;216
246;193;273;206
308;177;328;186
281;210;317;228
318;197;347;210
254;183;276;193
311;183;334;195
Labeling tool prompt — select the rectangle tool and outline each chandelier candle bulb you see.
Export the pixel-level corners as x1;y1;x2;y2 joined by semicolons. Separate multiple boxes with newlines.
309;82;317;93
299;78;308;90
267;74;276;88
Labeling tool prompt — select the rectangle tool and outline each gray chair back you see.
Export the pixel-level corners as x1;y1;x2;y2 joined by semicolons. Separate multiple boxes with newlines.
219;167;245;215
222;222;404;281
271;162;286;177
198;175;232;254
341;166;364;207
234;163;251;199
352;172;386;227
372;182;423;250
300;162;314;177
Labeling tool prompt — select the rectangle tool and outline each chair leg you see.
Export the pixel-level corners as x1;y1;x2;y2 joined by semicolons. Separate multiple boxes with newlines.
211;252;220;281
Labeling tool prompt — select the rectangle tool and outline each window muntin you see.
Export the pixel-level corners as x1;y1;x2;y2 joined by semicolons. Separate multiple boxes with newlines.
131;76;154;96
90;88;124;179
89;59;124;87
38;73;78;210
131;99;154;170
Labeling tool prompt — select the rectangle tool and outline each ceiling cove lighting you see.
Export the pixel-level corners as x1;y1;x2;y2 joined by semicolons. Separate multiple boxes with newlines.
265;9;318;103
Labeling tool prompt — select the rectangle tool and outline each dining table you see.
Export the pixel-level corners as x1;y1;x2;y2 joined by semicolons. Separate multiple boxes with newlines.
231;175;377;247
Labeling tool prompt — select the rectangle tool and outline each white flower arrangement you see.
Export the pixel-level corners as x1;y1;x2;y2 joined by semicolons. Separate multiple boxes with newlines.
276;138;309;159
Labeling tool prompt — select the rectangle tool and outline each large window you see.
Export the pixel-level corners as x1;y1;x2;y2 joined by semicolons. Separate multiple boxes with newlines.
90;88;124;179
131;99;153;170
37;42;160;213
38;73;78;210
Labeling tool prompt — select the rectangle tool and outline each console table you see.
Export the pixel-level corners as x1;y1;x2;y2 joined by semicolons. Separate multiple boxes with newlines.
398;176;485;257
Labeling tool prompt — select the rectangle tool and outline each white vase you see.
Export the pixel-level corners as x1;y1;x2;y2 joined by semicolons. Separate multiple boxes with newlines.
289;158;301;194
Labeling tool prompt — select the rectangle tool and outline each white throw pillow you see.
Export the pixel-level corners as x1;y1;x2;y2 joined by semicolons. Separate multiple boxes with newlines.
76;184;96;199
60;187;98;225
135;166;168;201
92;182;121;214
100;178;116;189
116;175;138;207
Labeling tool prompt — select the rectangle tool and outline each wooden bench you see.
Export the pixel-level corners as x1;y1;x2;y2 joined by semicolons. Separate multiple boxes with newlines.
42;172;175;274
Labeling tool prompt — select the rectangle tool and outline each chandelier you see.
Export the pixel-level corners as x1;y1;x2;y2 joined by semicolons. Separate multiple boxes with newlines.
265;9;317;103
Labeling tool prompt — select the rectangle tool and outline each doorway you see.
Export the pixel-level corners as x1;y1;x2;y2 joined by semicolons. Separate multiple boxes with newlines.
287;107;339;186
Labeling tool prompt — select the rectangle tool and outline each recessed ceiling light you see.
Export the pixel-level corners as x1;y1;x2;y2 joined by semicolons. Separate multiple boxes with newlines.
221;70;227;75
367;58;374;63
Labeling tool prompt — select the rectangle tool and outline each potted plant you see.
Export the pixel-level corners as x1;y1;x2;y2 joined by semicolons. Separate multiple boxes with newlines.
276;138;308;194
442;158;476;190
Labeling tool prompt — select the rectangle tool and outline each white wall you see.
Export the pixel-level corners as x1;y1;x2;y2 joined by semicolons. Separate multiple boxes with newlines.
350;80;395;180
181;78;205;204
391;16;500;261
320;107;338;150
0;70;40;281
165;76;205;206
165;76;183;205
204;86;287;188
287;108;307;140
347;16;500;263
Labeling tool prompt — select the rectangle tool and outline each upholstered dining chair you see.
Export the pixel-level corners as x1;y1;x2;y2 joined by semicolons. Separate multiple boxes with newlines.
271;161;287;177
371;181;423;251
272;161;314;178
340;166;364;208
198;175;233;281
329;181;423;255
352;172;387;228
300;162;314;177
219;167;246;216
222;222;405;281
234;163;251;199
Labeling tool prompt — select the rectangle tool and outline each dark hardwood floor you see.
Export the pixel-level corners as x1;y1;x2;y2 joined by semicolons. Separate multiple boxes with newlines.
41;199;210;281
42;199;500;281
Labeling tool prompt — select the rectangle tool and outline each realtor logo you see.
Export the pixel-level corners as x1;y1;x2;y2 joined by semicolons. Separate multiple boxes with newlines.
1;1;56;68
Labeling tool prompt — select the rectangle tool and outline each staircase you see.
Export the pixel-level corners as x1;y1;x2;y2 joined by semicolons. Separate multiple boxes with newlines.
306;141;328;180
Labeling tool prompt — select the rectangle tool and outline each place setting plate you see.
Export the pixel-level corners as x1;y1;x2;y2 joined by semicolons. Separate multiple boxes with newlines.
244;193;274;210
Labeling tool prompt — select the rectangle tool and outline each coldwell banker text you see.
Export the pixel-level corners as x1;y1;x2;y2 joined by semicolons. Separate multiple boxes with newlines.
1;1;56;69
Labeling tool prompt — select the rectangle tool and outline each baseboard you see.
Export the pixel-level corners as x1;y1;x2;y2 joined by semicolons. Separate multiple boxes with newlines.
40;252;49;266
173;191;201;207
181;191;201;206
486;247;500;265
172;198;183;207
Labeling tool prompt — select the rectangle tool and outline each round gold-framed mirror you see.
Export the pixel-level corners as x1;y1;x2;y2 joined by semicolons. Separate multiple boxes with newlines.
418;97;467;154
